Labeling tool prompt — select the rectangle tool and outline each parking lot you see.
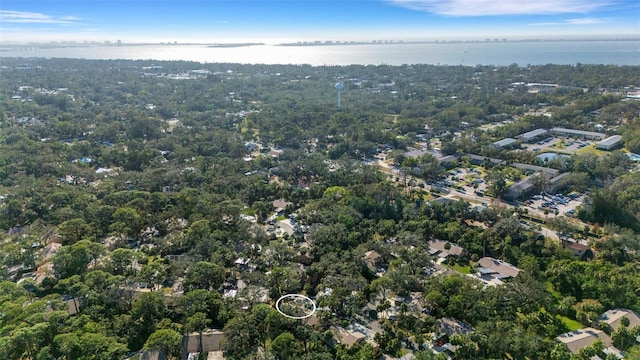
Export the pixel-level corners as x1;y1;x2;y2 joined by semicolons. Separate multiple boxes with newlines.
522;136;595;154
430;167;488;197
523;192;584;217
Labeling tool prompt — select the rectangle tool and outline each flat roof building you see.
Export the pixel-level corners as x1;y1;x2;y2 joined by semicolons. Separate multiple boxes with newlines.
465;154;505;166
595;135;623;151
551;127;607;140
511;163;559;177
491;138;517;148
519;129;548;143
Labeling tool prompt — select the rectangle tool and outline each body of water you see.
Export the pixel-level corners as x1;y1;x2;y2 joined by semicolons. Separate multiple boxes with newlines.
1;40;639;66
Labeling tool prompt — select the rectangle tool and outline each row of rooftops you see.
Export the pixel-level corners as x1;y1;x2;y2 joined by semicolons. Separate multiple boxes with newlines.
556;308;640;357
424;239;523;285
493;126;624;148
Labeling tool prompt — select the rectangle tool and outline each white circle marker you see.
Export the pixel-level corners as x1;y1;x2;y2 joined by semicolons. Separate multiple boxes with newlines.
275;294;317;319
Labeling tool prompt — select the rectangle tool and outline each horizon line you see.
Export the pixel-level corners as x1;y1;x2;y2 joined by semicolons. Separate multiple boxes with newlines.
3;35;639;46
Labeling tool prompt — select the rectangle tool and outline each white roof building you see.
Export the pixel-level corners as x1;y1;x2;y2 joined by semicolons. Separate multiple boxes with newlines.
519;129;548;143
595;135;623;151
491;138;517;148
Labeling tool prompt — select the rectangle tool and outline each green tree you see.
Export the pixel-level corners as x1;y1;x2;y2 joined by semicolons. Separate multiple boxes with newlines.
53;240;106;278
110;207;143;238
130;291;168;351
144;329;183;360
271;332;302;360
222;313;261;359
58;218;92;245
108;248;144;276
611;324;635;351
186;312;211;354
267;266;301;298
183;261;224;292
78;332;128;360
137;259;167;290
486;170;507;198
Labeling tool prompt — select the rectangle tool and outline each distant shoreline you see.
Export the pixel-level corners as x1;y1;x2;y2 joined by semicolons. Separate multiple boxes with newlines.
207;43;265;48
276;38;640;47
1;37;638;49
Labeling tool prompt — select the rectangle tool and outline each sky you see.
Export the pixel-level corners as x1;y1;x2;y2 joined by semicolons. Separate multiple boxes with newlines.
1;0;639;43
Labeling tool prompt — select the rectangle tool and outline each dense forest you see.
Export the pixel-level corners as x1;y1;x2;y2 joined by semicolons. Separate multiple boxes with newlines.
1;58;639;360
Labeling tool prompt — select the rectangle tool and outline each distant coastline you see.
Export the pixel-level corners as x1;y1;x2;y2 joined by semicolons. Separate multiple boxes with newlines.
207;43;265;48
276;37;640;46
1;37;638;49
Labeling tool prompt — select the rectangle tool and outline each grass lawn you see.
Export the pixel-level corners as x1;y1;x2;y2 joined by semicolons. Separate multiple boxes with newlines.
560;316;583;331
422;193;435;202
545;282;562;299
452;264;472;274
576;146;607;156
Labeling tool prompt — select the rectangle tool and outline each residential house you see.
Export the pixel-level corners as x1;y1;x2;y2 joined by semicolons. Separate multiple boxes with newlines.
427;239;466;261
435;317;474;338
332;326;367;347
556;328;612;354
233;257;252;270
561;239;594;260
475;257;521;285
600;309;640;332
124;350;167;360
182;329;225;356
272;199;292;216
432;318;474;359
555;309;639;358
363;250;382;272
66;297;82;316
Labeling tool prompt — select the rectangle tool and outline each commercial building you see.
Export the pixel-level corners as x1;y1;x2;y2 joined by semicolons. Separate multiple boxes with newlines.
595;135;623;151
491;138;517;149
519;129;548;143
551;127;606;140
507;177;535;201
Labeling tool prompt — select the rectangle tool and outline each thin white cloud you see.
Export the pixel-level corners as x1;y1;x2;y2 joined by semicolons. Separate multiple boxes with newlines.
530;17;608;26
0;10;80;24
566;17;606;24
386;0;614;16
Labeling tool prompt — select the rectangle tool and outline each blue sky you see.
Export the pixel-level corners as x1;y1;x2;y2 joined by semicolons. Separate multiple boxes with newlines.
1;0;638;43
